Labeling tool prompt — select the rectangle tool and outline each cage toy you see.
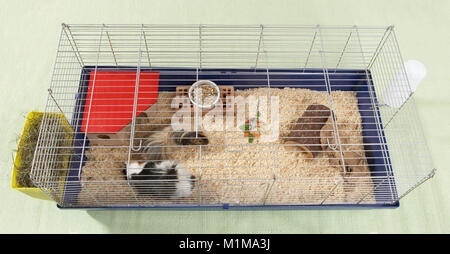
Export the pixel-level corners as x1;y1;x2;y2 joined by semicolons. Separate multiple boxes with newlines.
29;24;435;208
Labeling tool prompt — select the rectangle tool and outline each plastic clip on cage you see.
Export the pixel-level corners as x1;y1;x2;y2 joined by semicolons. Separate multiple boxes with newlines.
30;24;435;208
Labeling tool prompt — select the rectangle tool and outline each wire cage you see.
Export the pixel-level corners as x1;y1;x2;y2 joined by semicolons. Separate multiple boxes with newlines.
30;24;435;208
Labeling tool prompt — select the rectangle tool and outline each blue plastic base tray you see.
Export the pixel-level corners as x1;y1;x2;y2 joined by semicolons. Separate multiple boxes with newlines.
62;66;398;209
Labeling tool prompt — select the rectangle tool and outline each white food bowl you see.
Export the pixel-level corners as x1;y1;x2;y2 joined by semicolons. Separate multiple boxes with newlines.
188;80;221;108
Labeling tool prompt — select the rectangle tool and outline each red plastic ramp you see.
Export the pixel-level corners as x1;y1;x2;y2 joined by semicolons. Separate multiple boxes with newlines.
81;71;160;133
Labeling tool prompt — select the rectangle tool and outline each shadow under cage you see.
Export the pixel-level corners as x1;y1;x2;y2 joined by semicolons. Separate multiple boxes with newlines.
30;24;435;208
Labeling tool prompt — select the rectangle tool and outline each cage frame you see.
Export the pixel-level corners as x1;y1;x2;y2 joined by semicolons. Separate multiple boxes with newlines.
30;24;436;209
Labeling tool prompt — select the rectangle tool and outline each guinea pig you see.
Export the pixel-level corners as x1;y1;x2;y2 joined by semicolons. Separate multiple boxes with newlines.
123;127;207;199
124;160;195;199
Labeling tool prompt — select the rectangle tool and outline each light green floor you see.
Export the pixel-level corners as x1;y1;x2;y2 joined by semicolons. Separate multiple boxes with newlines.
1;0;449;234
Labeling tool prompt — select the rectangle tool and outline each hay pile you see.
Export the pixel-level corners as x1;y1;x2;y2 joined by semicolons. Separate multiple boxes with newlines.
14;113;43;188
14;112;73;189
78;88;375;206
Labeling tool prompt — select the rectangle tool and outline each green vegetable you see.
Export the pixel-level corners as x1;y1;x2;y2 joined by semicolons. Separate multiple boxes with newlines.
240;124;250;131
248;133;254;143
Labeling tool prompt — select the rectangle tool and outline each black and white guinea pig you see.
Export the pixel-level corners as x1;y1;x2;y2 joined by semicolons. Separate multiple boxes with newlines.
124;160;195;199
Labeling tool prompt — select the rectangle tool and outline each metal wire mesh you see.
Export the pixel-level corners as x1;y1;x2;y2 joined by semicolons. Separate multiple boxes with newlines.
30;24;435;208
